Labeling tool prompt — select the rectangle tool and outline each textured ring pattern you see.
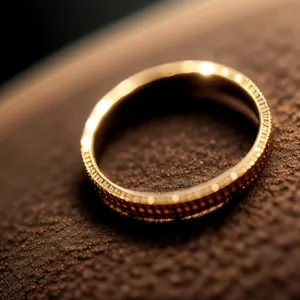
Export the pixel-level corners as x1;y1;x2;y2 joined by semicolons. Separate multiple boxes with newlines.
81;61;272;222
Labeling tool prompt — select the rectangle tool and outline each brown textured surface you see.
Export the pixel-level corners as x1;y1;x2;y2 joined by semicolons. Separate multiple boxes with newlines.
99;95;257;193
1;2;300;300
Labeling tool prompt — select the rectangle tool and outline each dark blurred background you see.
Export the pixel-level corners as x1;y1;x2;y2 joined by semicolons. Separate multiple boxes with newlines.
0;0;163;86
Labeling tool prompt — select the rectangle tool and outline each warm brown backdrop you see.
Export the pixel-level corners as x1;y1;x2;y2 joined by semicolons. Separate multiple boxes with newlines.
1;1;300;299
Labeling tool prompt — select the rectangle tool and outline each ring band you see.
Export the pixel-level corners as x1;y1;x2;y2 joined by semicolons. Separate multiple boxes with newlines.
81;61;272;222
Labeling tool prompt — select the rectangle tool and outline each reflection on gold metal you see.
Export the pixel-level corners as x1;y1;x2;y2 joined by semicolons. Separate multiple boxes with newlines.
198;62;214;75
81;136;91;151
95;100;110;114
81;61;272;222
234;74;243;83
230;172;238;180
211;183;219;192
85;117;98;131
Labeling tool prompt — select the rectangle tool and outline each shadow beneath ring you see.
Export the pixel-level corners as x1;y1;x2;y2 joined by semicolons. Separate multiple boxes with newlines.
77;173;250;245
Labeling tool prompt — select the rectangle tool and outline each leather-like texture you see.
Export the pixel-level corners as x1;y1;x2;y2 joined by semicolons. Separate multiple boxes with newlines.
1;3;300;299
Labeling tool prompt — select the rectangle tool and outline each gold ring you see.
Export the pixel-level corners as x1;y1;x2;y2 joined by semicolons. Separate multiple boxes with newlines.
81;61;272;222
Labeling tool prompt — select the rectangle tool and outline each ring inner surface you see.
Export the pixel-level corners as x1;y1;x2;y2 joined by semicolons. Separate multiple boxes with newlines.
94;73;258;193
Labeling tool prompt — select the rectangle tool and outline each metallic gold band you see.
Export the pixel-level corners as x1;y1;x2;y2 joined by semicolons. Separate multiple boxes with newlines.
81;61;272;222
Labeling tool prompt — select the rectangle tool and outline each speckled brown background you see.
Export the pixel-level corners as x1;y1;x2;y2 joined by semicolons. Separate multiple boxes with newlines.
1;2;300;299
